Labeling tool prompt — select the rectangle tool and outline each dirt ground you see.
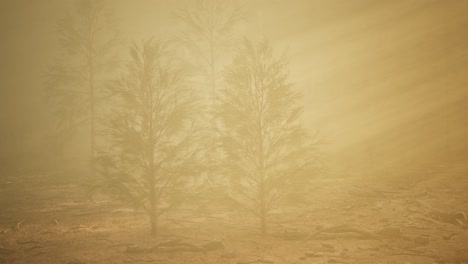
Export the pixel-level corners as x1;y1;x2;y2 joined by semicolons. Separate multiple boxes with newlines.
1;166;468;264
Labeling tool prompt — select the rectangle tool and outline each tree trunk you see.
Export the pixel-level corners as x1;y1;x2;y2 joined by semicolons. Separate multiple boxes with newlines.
260;206;267;236
259;164;267;236
150;213;158;237
88;51;96;177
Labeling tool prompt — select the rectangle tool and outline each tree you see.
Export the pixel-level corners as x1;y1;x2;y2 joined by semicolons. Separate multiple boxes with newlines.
218;39;320;236
174;0;245;196
94;39;202;237
45;0;120;174
174;0;244;102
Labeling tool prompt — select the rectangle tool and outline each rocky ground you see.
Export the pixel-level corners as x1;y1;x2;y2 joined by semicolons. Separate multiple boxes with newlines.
1;165;468;264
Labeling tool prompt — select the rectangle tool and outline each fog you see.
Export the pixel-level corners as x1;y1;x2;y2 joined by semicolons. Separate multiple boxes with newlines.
0;1;467;263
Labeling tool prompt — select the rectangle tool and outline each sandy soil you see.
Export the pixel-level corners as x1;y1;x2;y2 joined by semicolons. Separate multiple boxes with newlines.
1;168;468;264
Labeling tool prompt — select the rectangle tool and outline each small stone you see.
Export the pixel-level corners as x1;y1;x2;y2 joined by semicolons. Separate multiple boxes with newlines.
413;236;430;246
321;242;334;250
125;246;147;254
305;251;324;257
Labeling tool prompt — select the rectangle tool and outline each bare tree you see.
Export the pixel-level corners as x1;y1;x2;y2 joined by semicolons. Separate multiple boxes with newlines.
45;0;120;174
174;0;244;102
218;39;320;236
94;39;202;237
173;0;245;195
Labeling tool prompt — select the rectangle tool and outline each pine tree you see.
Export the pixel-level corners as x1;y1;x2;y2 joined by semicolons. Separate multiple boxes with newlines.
218;39;320;235
94;39;202;237
45;0;120;175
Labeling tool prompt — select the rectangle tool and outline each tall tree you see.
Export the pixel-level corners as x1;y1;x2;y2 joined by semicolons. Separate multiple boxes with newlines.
174;0;245;193
94;39;202;237
218;39;320;235
174;0;244;103
45;0;120;174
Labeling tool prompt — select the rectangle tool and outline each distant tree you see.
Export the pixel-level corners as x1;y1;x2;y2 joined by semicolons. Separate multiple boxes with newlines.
218;39;320;235
174;0;244;101
173;0;245;195
93;39;202;237
45;0;120;174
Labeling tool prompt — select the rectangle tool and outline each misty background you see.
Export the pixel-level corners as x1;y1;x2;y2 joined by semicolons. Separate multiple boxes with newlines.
1;0;467;180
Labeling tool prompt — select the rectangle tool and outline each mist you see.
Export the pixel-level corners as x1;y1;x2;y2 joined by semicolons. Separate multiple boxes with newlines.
0;1;467;263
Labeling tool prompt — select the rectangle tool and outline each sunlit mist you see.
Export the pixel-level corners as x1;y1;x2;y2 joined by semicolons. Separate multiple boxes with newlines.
0;1;467;263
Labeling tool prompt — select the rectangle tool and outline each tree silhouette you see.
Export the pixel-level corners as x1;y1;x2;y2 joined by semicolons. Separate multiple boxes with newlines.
45;0;120;174
174;0;244;101
93;39;202;237
174;0;245;195
218;39;320;236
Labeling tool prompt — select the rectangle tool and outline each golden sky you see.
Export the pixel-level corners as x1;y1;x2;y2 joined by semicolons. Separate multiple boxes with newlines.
0;0;467;173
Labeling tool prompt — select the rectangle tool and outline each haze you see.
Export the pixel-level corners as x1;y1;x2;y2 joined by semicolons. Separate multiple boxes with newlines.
0;1;467;263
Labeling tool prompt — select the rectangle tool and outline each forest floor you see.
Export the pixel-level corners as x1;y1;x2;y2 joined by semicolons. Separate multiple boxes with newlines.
1;165;468;264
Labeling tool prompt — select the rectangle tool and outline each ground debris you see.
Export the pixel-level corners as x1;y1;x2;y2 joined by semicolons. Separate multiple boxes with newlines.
348;185;390;199
427;211;468;226
0;247;14;255
65;259;87;264
125;239;223;254
16;239;40;244
305;224;382;241
237;257;275;264
271;229;309;240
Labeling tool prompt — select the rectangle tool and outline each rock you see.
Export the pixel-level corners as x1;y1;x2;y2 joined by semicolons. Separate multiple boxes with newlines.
321;242;334;250
125;245;148;254
202;241;223;250
413;236;430;246
305;251;324;257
